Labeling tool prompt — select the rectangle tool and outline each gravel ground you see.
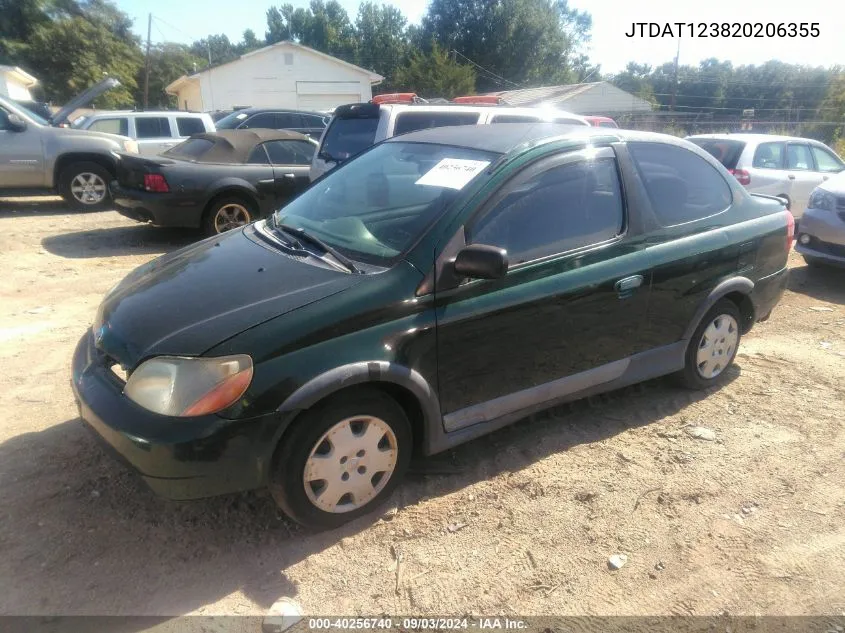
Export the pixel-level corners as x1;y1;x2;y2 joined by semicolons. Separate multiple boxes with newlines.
0;197;843;622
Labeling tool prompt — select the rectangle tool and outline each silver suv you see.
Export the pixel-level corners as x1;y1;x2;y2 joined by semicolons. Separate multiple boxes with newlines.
0;94;139;208
73;111;215;156
687;133;845;219
310;102;589;181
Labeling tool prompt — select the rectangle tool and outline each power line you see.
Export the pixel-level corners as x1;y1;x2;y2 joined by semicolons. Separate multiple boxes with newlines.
450;50;521;89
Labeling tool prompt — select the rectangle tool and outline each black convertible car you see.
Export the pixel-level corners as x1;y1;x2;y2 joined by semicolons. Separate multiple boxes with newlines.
111;129;317;235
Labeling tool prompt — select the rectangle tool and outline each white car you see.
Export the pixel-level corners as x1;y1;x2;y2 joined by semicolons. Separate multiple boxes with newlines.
310;101;589;181
687;133;845;219
73;111;215;156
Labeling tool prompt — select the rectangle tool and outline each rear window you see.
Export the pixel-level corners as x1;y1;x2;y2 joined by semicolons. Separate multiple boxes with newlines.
135;117;171;139
598;120;618;128
320;116;380;161
490;114;542;124
393;111;480;136
553;117;588;126
163;138;214;160
176;117;205;136
688;139;746;170
629;142;732;226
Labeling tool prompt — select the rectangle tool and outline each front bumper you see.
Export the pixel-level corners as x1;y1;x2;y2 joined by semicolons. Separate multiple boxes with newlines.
794;207;845;267
110;181;204;229
71;330;277;499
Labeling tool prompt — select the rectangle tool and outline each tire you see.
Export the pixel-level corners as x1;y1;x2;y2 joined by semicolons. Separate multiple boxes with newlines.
675;299;742;390
270;388;413;529
59;161;112;210
202;196;255;236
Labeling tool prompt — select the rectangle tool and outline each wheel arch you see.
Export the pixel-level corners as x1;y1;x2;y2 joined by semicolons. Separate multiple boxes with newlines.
682;276;755;340
273;362;441;463
202;183;260;217
54;153;117;187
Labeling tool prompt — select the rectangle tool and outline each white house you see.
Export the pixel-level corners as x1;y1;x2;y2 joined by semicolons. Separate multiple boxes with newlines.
166;41;383;113
0;66;38;101
485;81;653;116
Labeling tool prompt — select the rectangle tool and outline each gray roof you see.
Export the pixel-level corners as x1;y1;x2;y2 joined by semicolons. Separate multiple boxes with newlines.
486;83;597;107
484;81;653;114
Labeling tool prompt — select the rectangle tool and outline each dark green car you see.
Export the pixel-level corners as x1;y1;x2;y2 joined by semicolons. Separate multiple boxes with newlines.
72;124;793;528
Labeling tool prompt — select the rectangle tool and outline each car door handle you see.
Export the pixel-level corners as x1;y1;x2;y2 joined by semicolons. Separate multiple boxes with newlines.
282;173;296;179
257;179;274;185
788;174;796;180
615;275;643;296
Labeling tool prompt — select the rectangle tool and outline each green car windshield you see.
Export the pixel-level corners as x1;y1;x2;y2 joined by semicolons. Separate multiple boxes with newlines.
274;142;499;267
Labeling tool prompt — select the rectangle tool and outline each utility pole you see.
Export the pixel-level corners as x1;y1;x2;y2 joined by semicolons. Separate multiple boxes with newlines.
143;13;152;110
669;39;680;112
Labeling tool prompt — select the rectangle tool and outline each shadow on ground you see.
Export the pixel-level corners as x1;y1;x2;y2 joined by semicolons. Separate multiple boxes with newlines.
41;225;198;259
787;260;845;305
0;365;738;622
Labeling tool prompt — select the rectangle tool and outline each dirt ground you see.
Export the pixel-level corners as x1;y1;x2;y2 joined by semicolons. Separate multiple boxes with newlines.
0;197;843;620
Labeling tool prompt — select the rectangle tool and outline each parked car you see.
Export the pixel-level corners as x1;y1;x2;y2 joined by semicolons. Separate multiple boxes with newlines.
0;93;139;208
74;111;215;156
687;133;845;219
310;101;590;181
73;123;792;528
110;129;316;235
794;170;845;268
12;99;53;121
584;115;619;128
215;107;329;140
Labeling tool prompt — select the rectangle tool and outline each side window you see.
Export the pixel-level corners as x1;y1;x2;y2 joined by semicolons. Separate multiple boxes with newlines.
752;142;785;169
275;113;303;128
490;115;541;124
393;111;480;136
0;107;10;130
246;145;270;164
468;158;624;265
176;117;205;136
786;144;812;170
810;146;843;173
241;113;277;129
135;117;171;139
628;142;732;226
263;140;316;165
88;118;129;136
302;114;328;127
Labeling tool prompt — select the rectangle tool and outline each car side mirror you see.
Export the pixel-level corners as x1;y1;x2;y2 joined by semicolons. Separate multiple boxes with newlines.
453;244;508;280
7;114;27;132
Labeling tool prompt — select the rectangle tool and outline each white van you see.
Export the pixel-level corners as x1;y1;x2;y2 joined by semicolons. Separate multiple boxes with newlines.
73;111;215;156
309;102;589;181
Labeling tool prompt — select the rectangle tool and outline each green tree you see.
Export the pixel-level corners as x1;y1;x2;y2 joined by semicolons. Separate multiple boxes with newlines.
136;43;203;108
419;0;592;91
265;1;357;63
393;42;475;99
25;14;141;107
355;2;407;85
239;28;261;54
190;34;238;67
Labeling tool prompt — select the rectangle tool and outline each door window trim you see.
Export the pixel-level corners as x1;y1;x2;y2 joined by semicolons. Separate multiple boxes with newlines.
785;142;813;171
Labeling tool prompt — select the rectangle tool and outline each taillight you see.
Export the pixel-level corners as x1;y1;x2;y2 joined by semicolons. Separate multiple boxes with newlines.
729;169;751;186
143;173;169;193
785;210;795;251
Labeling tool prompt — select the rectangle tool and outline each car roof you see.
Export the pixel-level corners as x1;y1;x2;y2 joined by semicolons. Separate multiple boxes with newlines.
171;129;315;163
86;111;208;118
230;107;326;116
385;123;672;155
687;133;822;144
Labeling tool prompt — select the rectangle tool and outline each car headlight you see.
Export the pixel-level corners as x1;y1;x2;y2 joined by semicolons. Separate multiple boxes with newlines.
122;139;139;154
124;355;253;417
808;188;835;212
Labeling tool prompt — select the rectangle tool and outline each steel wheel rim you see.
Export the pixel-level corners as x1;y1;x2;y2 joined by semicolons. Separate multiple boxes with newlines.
70;172;107;205
696;314;739;379
303;415;398;514
214;203;251;233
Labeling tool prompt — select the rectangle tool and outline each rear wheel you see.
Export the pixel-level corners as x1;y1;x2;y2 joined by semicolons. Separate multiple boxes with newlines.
202;196;255;236
59;161;112;210
675;299;742;390
270;388;412;529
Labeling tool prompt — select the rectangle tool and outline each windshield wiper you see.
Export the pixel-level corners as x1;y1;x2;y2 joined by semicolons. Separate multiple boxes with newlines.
276;223;362;274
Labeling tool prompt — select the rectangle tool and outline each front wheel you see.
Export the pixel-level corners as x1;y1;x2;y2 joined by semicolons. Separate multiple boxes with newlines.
270;388;412;529
59;161;112;210
675;299;742;390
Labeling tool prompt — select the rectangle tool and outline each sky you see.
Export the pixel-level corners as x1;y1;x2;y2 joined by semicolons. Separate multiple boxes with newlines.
115;0;843;75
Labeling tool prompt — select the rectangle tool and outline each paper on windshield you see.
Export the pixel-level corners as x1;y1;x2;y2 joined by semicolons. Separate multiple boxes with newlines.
415;158;491;190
